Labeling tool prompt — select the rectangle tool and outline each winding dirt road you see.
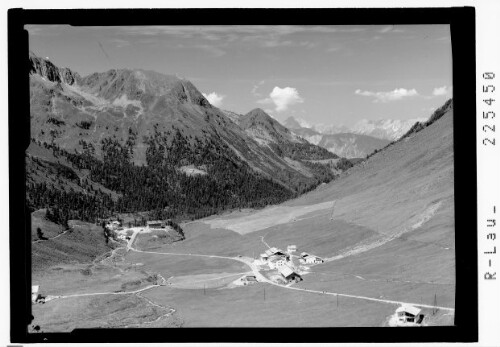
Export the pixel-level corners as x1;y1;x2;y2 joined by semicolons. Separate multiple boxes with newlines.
128;245;455;312
44;222;454;318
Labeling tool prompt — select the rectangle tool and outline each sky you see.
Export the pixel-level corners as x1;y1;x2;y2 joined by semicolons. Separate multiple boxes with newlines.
26;24;452;127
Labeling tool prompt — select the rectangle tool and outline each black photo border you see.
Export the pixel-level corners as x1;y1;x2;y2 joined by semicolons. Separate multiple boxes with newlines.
8;7;477;344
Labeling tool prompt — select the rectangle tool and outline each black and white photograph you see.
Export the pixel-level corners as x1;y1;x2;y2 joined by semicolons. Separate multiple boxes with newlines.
24;21;457;330
4;4;487;345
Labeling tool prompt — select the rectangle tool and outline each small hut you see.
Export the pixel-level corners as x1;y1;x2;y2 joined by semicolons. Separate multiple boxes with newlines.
395;305;425;324
278;265;302;283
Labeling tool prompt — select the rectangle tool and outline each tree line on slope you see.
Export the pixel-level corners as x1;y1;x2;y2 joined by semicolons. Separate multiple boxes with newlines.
26;128;307;226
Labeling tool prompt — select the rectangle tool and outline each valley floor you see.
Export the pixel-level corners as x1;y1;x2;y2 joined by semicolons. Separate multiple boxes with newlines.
31;198;455;330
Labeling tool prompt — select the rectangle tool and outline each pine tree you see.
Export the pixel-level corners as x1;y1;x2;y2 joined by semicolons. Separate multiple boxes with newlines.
36;227;44;240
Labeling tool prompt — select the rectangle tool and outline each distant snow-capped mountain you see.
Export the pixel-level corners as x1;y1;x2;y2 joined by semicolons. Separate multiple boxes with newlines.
312;123;351;135
289;127;389;159
282;116;427;141
281;115;429;158
350;118;428;141
283;116;349;135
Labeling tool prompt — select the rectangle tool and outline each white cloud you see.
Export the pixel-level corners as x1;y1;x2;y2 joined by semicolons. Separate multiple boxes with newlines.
355;88;419;103
251;80;266;97
432;86;452;96
202;92;225;107
258;86;304;112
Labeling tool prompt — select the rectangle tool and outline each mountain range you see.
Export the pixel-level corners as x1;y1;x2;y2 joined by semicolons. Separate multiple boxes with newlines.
282;121;390;159
283;116;427;140
281;115;427;158
27;52;353;225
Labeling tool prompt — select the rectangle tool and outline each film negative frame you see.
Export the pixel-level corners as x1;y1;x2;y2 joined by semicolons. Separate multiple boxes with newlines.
8;7;477;344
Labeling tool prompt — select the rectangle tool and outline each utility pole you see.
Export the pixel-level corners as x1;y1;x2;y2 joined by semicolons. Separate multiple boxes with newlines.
433;294;437;315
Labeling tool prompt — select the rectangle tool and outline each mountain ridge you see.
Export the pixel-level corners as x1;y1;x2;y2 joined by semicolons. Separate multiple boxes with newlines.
27;52;348;226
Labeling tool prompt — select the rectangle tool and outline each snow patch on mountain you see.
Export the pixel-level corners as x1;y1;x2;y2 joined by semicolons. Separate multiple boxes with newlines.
112;94;143;109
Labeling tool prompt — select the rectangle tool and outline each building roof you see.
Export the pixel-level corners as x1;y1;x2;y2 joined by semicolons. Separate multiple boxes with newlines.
147;220;164;224
32;285;39;293
269;254;284;261
396;305;421;316
260;253;268;258
268;247;285;254
278;265;296;278
304;254;322;260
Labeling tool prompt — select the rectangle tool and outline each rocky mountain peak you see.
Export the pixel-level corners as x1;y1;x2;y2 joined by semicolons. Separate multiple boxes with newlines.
29;51;81;85
241;108;284;130
238;108;310;147
77;67;210;109
245;108;269;118
283;116;304;130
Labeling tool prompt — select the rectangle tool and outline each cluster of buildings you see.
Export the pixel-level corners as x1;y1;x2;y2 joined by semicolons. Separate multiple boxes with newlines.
104;220;172;242
104;221;130;241
105;220;122;231
256;245;326;284
259;247;303;284
105;219;172;231
259;247;288;268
